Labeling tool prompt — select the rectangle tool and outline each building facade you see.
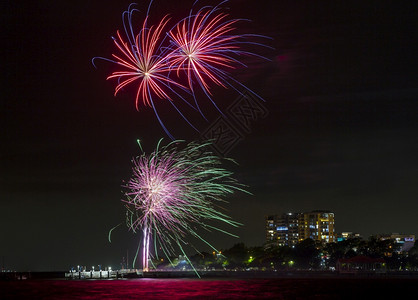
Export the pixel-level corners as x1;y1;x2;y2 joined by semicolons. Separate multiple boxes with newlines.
337;232;362;242
298;210;336;243
377;233;416;254
266;213;300;247
266;210;336;247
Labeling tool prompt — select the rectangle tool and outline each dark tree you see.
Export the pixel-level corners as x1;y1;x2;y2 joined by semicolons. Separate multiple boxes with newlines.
222;243;248;268
294;238;320;269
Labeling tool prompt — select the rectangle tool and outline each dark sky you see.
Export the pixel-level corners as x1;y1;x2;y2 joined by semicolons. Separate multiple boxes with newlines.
1;0;417;271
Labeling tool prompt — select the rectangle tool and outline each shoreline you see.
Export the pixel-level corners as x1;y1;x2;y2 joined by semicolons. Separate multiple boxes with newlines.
2;270;418;281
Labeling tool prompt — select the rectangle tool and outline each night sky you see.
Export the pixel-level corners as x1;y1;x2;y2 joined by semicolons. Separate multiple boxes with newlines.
1;0;417;271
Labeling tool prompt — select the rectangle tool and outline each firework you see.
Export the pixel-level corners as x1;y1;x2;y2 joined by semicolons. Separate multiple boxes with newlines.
92;3;196;140
106;14;178;109
168;8;239;93
168;0;271;114
122;139;245;275
93;1;270;138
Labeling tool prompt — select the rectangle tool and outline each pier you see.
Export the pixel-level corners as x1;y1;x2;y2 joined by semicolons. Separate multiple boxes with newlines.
65;269;142;279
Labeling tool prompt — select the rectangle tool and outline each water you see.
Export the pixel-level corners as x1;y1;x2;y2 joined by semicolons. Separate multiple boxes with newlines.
1;277;416;299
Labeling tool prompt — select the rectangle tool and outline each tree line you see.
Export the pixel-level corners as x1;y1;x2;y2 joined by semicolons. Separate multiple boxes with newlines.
154;237;418;271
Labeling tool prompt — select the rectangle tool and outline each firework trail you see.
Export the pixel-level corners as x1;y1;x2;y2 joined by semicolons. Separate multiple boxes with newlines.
93;1;270;138
121;139;246;276
168;0;271;116
92;3;197;140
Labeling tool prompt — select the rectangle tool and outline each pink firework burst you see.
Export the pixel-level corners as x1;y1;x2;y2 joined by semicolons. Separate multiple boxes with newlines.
121;139;244;275
108;15;179;109
93;1;270;138
93;3;196;139
169;8;239;94
168;1;270;114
